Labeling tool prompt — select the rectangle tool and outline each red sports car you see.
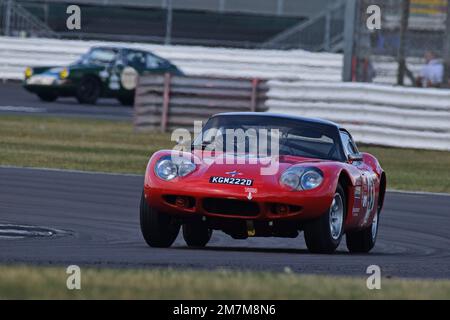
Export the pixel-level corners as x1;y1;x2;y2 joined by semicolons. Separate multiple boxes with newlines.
140;113;386;254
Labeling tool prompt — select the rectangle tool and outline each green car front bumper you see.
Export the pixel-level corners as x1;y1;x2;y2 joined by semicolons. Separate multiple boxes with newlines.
23;76;76;97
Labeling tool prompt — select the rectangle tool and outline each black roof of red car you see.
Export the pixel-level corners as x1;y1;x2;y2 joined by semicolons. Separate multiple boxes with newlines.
213;112;341;129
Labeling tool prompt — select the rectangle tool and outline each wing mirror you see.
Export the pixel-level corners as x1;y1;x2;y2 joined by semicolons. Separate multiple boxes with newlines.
348;153;363;162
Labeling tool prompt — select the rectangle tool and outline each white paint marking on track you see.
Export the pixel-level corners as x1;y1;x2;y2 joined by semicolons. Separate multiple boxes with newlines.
0;105;47;113
0;165;141;177
0;224;67;239
386;189;450;197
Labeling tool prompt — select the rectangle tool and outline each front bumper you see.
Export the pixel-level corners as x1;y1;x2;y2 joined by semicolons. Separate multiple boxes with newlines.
23;78;75;95
144;181;334;222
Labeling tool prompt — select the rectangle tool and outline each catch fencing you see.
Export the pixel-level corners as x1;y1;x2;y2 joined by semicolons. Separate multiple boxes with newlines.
134;74;268;132
353;0;450;86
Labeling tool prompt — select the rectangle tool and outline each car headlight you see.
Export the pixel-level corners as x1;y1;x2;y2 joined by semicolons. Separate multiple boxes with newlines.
154;157;196;181
279;171;300;190
155;159;178;181
178;161;196;177
59;68;69;79
280;167;323;190
25;67;33;79
300;169;323;190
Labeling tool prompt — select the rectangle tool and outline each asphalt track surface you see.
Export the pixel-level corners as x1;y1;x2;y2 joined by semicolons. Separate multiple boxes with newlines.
0;82;132;120
1;166;449;279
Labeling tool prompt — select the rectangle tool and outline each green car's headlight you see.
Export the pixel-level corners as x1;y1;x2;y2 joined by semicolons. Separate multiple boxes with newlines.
59;68;69;79
25;67;33;79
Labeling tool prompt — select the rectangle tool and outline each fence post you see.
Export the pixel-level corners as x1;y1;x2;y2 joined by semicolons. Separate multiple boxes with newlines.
324;10;331;51
250;78;259;112
397;0;410;86
444;2;450;87
164;0;173;45
276;0;284;16
132;75;140;131
161;73;171;133
342;0;357;82
4;0;13;36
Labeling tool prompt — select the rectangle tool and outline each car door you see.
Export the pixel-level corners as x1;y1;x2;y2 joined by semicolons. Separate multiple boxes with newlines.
340;131;377;227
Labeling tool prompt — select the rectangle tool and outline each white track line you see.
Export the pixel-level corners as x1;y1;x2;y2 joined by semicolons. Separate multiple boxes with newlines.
387;189;450;197
0;105;46;113
0;165;141;177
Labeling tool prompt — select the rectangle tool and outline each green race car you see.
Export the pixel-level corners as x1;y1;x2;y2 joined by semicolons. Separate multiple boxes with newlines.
23;46;183;105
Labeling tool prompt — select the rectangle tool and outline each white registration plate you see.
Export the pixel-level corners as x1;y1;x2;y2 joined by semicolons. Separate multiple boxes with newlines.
209;176;254;186
27;75;56;86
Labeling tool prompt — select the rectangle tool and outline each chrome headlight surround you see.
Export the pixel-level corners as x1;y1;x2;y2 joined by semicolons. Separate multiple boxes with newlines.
280;167;323;191
154;156;196;181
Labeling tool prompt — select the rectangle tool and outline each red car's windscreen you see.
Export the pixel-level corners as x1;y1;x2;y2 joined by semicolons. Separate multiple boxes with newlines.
194;115;345;161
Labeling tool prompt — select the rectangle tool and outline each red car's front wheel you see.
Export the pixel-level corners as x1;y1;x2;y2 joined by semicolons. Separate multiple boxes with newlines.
182;221;212;247
140;191;180;248
346;210;379;253
304;184;346;254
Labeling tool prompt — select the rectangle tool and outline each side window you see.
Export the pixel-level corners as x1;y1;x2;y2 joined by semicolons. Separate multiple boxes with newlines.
126;52;146;69
146;54;163;69
340;131;359;158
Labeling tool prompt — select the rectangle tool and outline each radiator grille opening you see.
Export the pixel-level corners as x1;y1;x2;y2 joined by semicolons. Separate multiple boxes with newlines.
202;198;260;217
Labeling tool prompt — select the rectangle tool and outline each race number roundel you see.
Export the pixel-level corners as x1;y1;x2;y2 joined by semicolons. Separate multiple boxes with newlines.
120;67;138;90
367;175;375;212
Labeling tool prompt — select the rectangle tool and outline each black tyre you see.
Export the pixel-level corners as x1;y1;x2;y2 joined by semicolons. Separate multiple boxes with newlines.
140;191;180;248
304;184;346;254
37;92;58;102
346;210;379;253
117;95;135;106
76;76;101;104
182;221;212;247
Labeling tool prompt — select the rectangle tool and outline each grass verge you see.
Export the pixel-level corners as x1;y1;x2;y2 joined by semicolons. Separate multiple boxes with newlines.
0;115;449;193
0;115;172;174
1;266;450;299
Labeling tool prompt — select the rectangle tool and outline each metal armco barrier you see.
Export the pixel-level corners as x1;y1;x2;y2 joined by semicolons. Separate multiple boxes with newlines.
266;80;450;151
0;36;423;85
134;74;268;132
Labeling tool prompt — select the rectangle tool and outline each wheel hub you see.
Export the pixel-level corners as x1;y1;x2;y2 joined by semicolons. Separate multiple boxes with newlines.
329;193;344;240
371;212;379;241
